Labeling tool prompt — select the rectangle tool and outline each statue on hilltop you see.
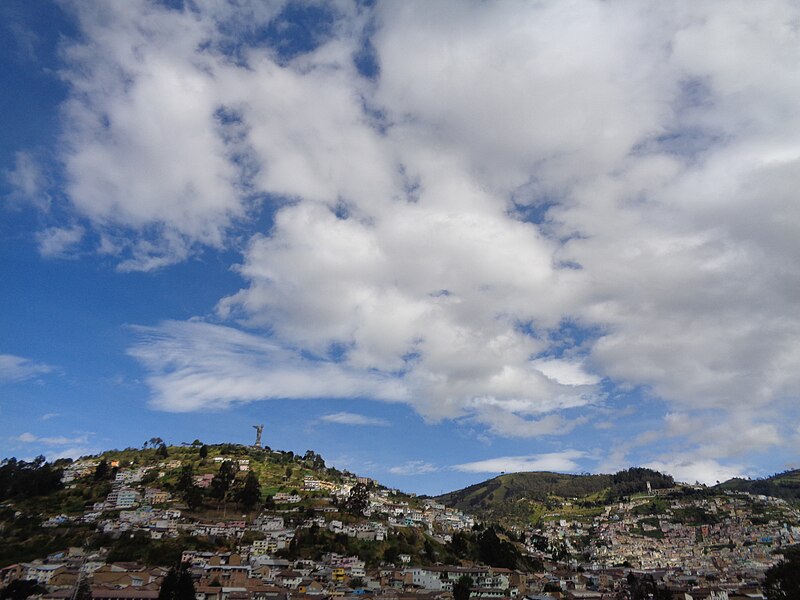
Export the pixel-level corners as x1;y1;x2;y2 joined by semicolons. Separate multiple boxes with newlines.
252;424;264;448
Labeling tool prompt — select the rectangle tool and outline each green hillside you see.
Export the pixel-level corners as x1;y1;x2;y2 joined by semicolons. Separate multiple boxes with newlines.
716;469;800;504
434;468;675;523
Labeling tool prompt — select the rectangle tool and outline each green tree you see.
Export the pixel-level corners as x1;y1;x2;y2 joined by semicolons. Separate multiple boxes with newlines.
764;547;800;599
75;578;92;600
93;459;110;481
453;576;473;600
176;465;194;493
158;563;195;600
237;471;261;509
345;482;369;515
0;456;63;500
210;461;237;501
184;485;204;511
156;444;169;459
0;580;46;600
199;445;208;460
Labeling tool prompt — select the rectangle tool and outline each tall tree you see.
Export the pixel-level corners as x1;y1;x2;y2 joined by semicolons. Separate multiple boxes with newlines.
158;563;195;600
184;485;204;511
764;546;800;599
176;464;193;493
93;459;110;481
453;576;473;600
0;580;46;600
345;482;369;515
210;461;237;501
237;471;261;509
75;578;92;600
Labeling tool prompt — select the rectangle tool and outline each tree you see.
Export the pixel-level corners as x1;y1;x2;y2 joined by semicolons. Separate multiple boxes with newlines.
764;546;800;599
184;485;204;511
0;580;46;600
627;573;670;600
199;445;208;460
237;471;261;509
94;459;110;481
0;456;63;500
75;578;92;600
453;576;473;600
345;482;369;515
478;527;520;570
210;461;237;501
158;563;195;600
176;465;194;493
303;450;325;469
156;443;169;458
383;545;400;564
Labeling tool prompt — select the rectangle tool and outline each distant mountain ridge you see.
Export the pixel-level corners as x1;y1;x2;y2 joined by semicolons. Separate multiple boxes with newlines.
435;467;800;524
434;468;675;522
715;469;800;502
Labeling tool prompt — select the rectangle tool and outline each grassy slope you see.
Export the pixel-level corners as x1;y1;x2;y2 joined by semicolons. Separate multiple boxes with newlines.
715;469;800;504
434;472;615;524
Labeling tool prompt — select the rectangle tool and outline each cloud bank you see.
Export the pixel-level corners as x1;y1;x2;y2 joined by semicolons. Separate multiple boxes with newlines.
320;412;390;427
23;0;800;477
0;354;54;383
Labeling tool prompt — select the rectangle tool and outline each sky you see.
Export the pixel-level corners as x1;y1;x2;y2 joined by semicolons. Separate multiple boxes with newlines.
2;0;800;495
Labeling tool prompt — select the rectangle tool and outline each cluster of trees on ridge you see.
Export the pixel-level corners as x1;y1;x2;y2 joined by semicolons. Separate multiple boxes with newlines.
0;456;64;502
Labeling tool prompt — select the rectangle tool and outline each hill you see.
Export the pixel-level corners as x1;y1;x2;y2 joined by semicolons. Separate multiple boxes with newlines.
0;442;539;572
716;469;800;504
434;468;675;523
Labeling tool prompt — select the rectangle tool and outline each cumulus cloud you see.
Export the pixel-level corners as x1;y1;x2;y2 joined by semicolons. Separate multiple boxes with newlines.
0;354;54;383
15;432;90;446
389;461;439;476
644;458;745;486
27;0;800;469
51;447;98;461
4;151;50;210
454;450;588;474
320;412;389;427
36;225;84;258
127;320;408;412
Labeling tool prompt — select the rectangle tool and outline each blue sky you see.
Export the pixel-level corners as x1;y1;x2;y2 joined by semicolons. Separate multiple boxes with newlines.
2;0;800;495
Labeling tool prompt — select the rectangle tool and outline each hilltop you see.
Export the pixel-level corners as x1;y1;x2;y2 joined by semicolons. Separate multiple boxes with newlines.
0;442;537;572
434;467;675;524
715;469;800;504
1;443;799;599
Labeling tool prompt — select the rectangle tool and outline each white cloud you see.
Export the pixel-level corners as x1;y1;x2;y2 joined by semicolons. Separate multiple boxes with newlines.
389;460;439;476
320;412;389;427
34;0;800;467
0;354;54;383
51;446;98;461
4;151;50;210
127;320;408;412
454;450;587;474
531;358;600;387
644;458;745;486
15;432;90;446
36;225;84;258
